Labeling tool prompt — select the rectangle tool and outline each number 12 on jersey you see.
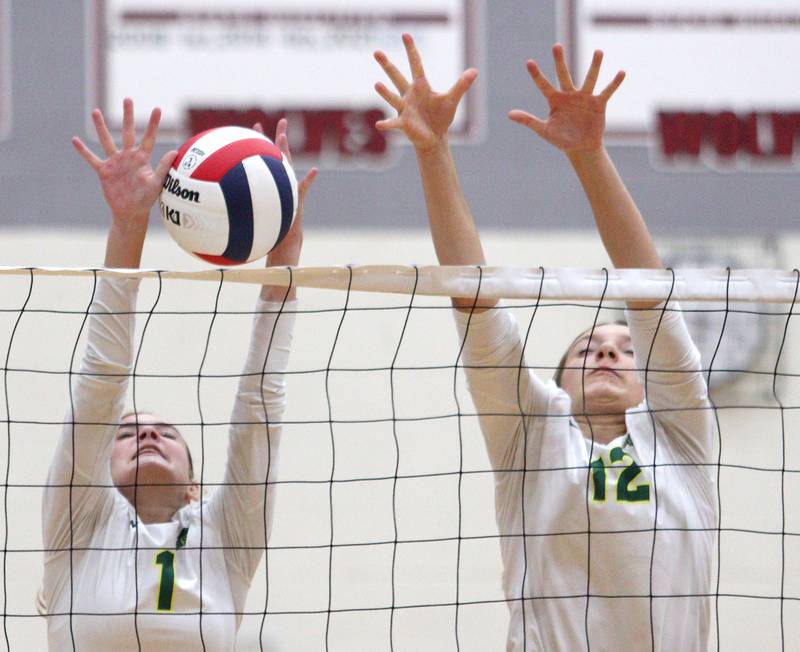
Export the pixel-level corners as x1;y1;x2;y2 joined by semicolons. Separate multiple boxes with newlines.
590;446;650;503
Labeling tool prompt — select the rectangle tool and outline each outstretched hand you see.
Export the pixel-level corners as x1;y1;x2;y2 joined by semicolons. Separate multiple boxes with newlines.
72;98;177;225
373;33;477;151
508;45;624;153
72;98;177;268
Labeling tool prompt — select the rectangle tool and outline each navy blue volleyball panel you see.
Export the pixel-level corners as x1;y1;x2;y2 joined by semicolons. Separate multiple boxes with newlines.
219;163;254;262
261;156;295;246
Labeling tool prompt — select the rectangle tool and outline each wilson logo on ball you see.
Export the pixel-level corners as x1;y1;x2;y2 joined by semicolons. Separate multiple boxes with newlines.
163;174;200;203
160;126;298;266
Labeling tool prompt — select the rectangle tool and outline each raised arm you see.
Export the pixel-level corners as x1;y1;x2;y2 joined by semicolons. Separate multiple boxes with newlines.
509;46;661;309
44;100;176;549
72;98;177;269
374;33;491;309
509;54;713;460
212;119;316;583
373;36;558;467
258;118;317;302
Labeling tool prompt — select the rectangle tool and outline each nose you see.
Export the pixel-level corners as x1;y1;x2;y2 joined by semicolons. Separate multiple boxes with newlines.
595;342;618;361
138;426;160;441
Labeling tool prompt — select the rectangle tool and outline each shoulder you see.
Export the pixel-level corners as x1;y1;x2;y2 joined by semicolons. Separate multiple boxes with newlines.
186;497;225;528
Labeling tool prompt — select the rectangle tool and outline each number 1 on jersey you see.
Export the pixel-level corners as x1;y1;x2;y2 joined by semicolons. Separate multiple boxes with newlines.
155;550;175;611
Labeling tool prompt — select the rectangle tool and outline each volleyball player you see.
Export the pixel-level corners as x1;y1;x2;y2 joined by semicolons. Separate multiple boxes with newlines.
40;99;316;650
374;35;715;651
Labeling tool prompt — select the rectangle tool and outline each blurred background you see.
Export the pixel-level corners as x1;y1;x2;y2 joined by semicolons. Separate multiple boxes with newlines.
0;0;798;243
1;1;799;650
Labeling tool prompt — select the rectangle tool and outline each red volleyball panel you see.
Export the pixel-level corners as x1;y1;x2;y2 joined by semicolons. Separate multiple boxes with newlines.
193;252;245;266
171;128;217;170
190;139;283;182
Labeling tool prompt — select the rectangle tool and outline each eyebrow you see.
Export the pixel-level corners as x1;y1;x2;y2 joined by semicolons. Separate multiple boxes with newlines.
118;422;176;430
573;332;632;348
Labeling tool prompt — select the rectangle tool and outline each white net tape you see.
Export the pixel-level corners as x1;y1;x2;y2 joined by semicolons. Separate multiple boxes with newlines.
0;266;796;302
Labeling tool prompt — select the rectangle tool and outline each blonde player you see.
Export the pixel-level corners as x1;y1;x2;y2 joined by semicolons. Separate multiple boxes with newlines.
374;35;715;651
41;99;316;650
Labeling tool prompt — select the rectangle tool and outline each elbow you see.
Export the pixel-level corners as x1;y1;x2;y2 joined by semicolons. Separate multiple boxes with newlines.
233;389;287;424
82;341;134;377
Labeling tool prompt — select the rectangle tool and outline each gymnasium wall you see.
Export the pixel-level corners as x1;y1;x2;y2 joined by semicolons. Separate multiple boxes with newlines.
0;1;797;238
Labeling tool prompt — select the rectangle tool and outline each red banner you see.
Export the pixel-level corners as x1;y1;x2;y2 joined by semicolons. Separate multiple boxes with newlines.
186;107;388;161
658;111;800;164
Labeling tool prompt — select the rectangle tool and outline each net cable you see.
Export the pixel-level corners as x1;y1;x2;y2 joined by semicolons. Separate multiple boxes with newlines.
2;266;799;650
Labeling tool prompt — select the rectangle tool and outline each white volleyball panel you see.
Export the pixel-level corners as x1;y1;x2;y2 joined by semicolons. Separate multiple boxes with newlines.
161;180;229;257
242;155;284;262
176;127;270;172
163;207;230;257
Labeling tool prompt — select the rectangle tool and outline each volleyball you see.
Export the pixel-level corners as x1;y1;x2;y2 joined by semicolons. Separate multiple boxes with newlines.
160;126;298;265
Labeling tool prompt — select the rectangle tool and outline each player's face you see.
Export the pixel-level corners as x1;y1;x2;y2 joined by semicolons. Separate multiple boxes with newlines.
110;413;193;491
558;324;643;413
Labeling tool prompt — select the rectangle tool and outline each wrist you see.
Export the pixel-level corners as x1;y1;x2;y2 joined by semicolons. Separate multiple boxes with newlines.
266;250;299;268
414;139;454;174
414;135;450;158
110;210;150;234
567;146;607;168
104;220;147;269
262;253;299;301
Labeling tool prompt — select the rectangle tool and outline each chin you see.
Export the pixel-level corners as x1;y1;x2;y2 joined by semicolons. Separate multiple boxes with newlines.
124;462;178;488
584;390;631;409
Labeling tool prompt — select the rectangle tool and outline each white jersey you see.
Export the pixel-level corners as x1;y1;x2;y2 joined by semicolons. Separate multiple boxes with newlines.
42;278;295;651
455;304;716;652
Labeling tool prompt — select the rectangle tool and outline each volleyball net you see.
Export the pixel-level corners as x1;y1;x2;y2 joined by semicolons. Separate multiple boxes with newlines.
0;266;798;651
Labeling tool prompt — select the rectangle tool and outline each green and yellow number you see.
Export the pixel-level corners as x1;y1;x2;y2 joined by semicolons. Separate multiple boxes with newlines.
590;446;650;503
154;550;175;611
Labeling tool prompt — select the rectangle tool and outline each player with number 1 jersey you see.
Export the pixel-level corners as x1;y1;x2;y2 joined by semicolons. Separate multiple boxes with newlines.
41;99;316;651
